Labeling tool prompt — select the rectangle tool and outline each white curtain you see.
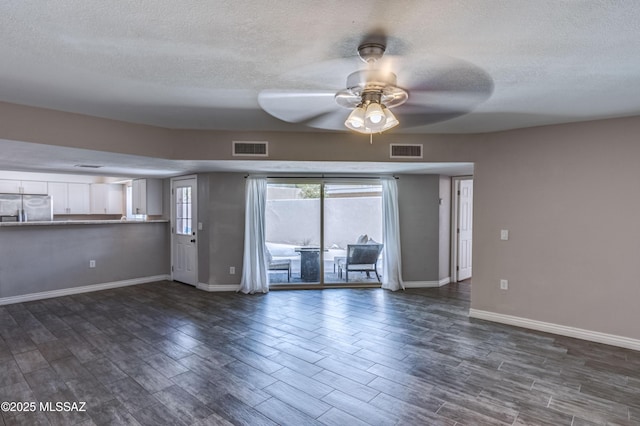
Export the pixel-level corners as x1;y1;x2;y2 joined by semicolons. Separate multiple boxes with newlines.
239;177;269;294
381;177;404;291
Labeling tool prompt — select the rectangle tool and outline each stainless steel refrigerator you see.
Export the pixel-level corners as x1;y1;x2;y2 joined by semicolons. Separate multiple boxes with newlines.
0;193;53;222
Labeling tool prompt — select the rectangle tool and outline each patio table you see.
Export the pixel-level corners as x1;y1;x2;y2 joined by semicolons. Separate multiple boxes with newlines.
295;247;324;281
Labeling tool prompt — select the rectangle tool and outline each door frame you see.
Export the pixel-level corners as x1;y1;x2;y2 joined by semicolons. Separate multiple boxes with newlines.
170;174;198;286
450;175;473;282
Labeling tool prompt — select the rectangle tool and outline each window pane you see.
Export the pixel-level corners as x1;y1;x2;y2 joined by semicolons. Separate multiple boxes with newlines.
176;187;192;235
324;184;383;284
266;183;321;284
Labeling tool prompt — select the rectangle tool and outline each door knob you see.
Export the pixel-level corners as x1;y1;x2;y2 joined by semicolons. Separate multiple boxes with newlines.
190;239;196;243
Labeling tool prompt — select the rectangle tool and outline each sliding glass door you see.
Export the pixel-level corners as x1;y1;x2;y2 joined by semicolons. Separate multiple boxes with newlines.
266;180;382;286
323;183;383;284
265;182;321;284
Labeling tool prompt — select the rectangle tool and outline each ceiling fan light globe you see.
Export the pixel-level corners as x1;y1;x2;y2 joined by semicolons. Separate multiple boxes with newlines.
345;106;366;130
346;124;372;134
382;107;399;130
364;102;386;128
382;120;399;132
369;114;383;124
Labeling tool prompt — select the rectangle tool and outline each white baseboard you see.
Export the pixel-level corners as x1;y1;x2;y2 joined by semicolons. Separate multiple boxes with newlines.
404;277;450;288
469;309;640;352
0;275;170;306
197;283;240;292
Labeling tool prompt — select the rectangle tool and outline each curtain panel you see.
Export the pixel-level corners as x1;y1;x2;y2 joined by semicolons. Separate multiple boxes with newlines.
239;177;269;294
381;177;404;291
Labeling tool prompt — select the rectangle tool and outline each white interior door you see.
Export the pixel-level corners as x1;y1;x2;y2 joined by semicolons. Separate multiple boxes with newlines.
172;177;198;286
457;179;473;281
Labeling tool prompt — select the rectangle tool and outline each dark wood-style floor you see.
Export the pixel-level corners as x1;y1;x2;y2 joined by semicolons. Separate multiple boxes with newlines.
1;281;639;426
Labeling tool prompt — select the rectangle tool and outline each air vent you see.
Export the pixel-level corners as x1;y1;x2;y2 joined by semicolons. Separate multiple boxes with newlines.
390;144;423;159
74;164;103;169
233;141;268;157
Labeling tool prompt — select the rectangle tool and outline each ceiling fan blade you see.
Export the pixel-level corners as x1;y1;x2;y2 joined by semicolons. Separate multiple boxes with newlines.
258;90;339;123
400;60;494;94
272;58;363;90
389;57;494;129
403;90;491;110
396;109;469;130
304;109;351;131
391;106;472;129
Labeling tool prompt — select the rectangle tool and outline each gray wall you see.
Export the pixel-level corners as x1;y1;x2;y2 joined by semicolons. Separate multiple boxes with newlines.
205;173;245;286
397;175;441;282
0;222;169;298
472;117;640;340
5;101;640;342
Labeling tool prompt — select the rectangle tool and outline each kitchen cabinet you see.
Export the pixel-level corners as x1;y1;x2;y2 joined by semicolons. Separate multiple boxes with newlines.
0;180;20;193
90;184;124;214
132;179;162;215
49;182;90;214
0;179;48;194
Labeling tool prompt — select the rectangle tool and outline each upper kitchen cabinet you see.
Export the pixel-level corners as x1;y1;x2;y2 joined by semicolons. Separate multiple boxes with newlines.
0;179;48;194
49;182;91;214
90;183;124;215
132;179;162;215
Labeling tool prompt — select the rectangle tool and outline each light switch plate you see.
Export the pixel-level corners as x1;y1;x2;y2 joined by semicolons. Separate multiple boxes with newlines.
500;229;509;240
500;279;508;290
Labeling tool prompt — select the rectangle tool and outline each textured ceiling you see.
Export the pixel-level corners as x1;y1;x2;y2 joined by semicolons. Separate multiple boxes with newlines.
2;0;640;134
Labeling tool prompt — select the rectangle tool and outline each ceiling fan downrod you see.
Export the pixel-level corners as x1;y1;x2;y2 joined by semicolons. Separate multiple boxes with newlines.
357;42;386;64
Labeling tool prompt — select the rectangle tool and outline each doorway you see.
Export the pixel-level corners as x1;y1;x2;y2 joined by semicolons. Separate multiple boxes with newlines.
452;177;473;282
265;179;383;286
171;176;198;286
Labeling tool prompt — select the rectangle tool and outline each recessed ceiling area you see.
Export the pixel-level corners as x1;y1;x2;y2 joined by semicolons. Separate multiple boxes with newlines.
0;139;473;178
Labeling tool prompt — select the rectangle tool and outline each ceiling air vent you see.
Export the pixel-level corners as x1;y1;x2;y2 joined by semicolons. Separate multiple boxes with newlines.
74;164;103;169
233;141;268;157
390;144;423;159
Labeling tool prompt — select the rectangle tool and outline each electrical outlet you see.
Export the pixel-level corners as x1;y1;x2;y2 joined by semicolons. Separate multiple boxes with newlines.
89;260;96;268
500;279;508;290
229;266;235;275
500;229;509;240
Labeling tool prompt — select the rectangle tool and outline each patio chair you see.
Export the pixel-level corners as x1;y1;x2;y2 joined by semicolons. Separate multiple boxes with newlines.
337;243;383;283
267;250;291;282
332;234;371;274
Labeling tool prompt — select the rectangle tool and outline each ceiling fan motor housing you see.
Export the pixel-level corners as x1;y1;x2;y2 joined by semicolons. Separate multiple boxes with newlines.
335;70;408;109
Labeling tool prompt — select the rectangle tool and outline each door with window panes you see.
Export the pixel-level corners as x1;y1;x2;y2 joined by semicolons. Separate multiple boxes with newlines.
172;177;198;285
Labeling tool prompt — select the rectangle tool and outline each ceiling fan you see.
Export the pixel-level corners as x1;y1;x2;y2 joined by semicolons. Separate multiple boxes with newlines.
258;33;494;135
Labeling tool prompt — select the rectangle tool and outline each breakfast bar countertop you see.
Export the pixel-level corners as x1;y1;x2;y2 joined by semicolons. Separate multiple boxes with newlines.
0;219;169;227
